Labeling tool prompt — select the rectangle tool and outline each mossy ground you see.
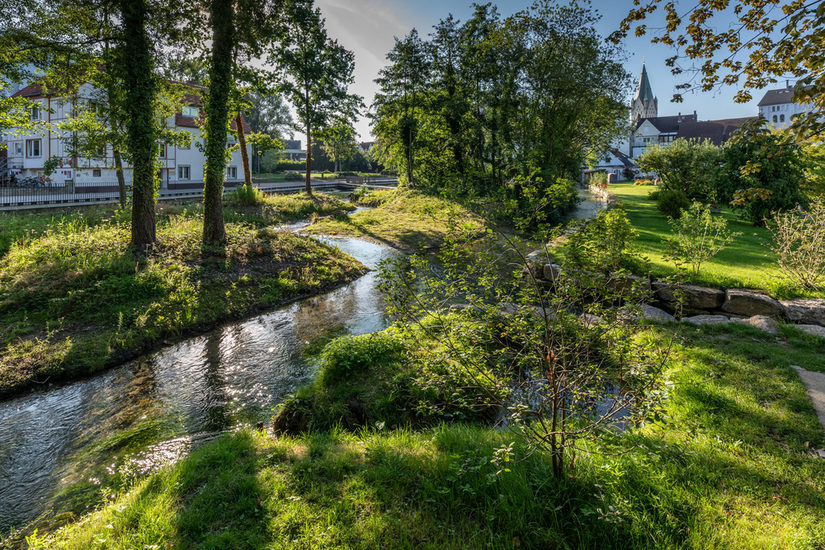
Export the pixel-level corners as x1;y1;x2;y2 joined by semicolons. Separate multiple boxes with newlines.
22;322;825;549
305;189;487;251
0;193;364;397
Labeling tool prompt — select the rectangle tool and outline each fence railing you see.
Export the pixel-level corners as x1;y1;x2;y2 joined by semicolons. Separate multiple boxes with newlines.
0;177;398;211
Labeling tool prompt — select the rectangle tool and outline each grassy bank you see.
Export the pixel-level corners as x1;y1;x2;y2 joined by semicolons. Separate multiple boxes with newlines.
0;194;364;397
606;183;808;296
305;189;487;251
26;322;825;549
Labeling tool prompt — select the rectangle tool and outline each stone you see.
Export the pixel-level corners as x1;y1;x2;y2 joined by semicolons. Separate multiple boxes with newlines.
722;289;786;318
542;263;562;282
652;282;725;310
797;324;825;339
780;299;825;327
607;274;650;295
733;315;779;335
682;314;732;325
621;304;676;323
579;313;603;327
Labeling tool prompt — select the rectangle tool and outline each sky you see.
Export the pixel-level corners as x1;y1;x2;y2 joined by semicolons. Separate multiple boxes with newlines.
311;0;773;143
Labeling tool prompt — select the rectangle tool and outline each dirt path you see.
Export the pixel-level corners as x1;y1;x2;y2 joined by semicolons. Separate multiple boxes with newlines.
792;366;825;433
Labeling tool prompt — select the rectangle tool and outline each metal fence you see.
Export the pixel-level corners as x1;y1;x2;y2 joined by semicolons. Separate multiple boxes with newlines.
0;177;398;211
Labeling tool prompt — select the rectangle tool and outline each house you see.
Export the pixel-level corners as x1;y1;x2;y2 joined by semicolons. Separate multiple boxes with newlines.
630;113;698;158
281;139;305;161
2;80;251;190
757;85;811;129
588;149;638;183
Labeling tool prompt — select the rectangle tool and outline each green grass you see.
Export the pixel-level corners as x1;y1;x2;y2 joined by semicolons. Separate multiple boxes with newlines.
306;189;487;251
0;196;365;397
25;322;825;549
605;182;818;298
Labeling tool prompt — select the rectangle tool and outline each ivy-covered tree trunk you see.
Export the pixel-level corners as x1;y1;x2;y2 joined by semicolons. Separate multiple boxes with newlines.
113;148;127;208
120;0;157;254
202;0;234;245
235;113;252;187
304;125;313;195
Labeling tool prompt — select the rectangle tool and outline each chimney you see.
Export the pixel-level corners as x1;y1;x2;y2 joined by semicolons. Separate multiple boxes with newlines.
677;112;682;123
693;110;697;119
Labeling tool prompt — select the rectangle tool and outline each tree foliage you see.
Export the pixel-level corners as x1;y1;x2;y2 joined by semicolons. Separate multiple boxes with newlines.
637;138;722;202
611;0;825;137
371;1;629;210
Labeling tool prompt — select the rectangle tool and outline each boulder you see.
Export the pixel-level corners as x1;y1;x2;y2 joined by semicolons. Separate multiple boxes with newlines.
683;314;732;325
620;304;676;323
579;313;603;327
734;315;779;335
780;299;825;327
607;274;650;295
722;290;786;318
542;263;562;282
797;324;825;339
653;282;725;310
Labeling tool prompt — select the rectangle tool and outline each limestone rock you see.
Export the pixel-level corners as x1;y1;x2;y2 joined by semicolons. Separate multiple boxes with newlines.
722;289;786;318
780;299;825;327
653;282;726;310
621;304;676;323
682;314;732;325
542;263;562;282
734;315;779;335
797;324;825;339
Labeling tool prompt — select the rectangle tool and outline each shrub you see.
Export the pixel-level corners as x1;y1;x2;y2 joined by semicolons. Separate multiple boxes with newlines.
650;188;690;218
665;202;738;276
716;125;807;225
634;178;654;186
567;207;639;273
225;184;265;206
275;160;306;172
770;199;825;290
637;138;722;201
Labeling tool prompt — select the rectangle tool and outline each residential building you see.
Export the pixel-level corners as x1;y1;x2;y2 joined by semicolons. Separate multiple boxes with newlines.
282;139;305;161
2;80;251;189
757;85;811;129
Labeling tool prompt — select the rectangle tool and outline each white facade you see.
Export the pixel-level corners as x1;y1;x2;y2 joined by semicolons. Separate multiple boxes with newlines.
3;82;251;188
758;88;810;130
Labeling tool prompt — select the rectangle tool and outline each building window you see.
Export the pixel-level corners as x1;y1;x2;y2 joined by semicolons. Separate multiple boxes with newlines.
772;115;778;123
179;138;190;151
30;104;41;121
182;106;200;118
226;166;237;179
158;143;166;158
26;139;41;158
92;169;101;177
780;114;785;123
178;165;191;180
13;142;22;155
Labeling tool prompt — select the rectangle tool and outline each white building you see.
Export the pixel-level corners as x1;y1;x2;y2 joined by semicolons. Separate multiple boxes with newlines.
2;81;251;190
757;85;811;130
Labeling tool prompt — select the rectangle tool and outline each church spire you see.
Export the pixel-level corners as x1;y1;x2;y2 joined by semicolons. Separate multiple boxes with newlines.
635;63;655;104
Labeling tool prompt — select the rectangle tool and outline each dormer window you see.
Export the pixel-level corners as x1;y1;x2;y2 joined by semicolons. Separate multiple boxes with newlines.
182;106;200;118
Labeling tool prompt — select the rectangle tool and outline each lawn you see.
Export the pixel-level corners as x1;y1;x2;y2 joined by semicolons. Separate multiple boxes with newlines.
305;189;487;251
606;182;813;298
24;322;825;549
0;193;364;397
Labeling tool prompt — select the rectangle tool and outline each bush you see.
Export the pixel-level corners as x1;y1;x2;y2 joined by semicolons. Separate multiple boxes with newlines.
634;178;655;186
650;188;690;219
275;160;306;172
567;207;639;273
637;138;722;201
770;199;825;290
717;125;807;225
225;184;265;206
665;202;738;276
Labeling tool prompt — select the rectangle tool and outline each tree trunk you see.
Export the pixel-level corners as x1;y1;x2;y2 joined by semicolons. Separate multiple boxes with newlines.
120;0;156;254
304;129;312;195
202;0;234;245
235;112;252;186
113;148;127;208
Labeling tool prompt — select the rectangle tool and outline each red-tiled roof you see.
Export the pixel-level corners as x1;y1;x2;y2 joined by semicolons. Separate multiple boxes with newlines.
11;83;45;98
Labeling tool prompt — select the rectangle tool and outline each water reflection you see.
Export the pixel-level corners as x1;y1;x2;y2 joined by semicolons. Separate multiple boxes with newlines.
0;236;400;532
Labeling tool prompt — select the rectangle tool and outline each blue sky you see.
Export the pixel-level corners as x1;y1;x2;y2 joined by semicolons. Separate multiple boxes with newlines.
315;0;772;140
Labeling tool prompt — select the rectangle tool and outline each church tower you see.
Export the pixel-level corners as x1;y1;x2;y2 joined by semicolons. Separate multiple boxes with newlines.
631;63;658;122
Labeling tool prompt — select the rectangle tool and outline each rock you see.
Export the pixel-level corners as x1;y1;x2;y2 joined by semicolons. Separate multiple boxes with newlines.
780;299;825;327
734;315;779;335
682;314;732;325
607;274;650;295
542;263;562;282
579;313;603;327
622;304;676;323
722;289;786;318
652;282;725;310
797;324;825;339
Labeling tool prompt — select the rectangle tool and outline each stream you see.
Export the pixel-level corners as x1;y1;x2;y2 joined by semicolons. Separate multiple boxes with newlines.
0;229;401;533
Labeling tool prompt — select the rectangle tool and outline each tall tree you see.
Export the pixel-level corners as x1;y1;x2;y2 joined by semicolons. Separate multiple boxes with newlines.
119;0;158;252
201;0;235;245
271;2;361;195
319;120;358;172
